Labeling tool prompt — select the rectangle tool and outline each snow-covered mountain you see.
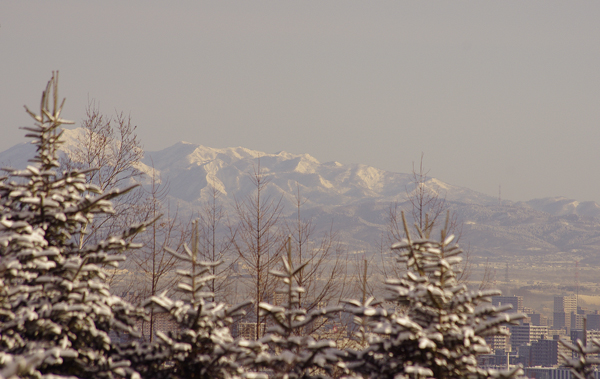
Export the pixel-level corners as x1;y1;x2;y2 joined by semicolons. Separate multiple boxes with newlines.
139;141;507;252
522;197;600;219
142;141;496;214
3;128;600;265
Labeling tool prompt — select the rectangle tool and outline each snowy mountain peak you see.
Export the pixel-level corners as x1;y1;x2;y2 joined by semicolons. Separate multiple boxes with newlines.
153;142;321;171
0;128;506;213
60;127;87;147
136;139;499;213
5;128;600;263
524;196;600;218
353;165;386;190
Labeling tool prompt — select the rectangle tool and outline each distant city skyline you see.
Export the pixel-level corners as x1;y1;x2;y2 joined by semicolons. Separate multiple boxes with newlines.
1;2;599;202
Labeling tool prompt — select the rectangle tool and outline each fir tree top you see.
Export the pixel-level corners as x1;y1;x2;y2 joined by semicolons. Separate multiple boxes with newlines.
0;73;149;379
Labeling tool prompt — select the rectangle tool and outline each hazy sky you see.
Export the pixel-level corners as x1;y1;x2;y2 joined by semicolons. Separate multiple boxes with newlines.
1;2;599;202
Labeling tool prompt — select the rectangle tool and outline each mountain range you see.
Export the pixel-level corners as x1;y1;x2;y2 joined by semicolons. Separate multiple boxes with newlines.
3;128;600;277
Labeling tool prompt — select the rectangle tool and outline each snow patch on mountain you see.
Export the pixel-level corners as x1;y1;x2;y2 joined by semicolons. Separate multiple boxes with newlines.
4;129;600;262
0;129;552;215
143;140;497;218
525;197;600;218
354;165;385;191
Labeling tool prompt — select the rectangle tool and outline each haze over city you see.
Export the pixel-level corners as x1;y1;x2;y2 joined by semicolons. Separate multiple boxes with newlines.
1;1;599;202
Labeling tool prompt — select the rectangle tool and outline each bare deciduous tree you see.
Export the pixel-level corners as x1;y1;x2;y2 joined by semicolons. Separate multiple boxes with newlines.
285;185;348;337
232;160;284;339
129;170;190;341
58;102;151;294
60;101;146;248
382;154;473;283
478;258;495;291
193;186;235;303
352;256;377;305
405;152;459;238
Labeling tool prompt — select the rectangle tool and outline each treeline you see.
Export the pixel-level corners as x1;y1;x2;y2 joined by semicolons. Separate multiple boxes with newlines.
0;74;596;379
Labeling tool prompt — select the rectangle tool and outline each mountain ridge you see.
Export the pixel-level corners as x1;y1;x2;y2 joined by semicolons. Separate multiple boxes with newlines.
1;129;597;219
3;128;600;272
142;139;498;209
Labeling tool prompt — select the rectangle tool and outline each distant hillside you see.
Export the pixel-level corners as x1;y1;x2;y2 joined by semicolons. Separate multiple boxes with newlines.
523;197;600;218
3;127;600;266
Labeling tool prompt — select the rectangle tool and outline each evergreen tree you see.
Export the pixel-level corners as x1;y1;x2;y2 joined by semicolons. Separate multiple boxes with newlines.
343;212;524;379
0;73;148;379
560;337;600;379
117;220;262;379
251;237;343;379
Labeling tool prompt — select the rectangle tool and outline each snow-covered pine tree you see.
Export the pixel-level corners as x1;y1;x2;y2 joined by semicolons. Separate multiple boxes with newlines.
343;212;524;379
250;236;343;379
117;219;261;379
559;337;600;379
0;73;148;379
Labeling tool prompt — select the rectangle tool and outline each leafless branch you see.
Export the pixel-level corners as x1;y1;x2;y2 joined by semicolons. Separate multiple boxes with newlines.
232;158;285;339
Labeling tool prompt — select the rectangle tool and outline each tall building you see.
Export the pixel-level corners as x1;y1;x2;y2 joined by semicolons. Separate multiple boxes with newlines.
485;325;511;352
547;327;568;341
530;336;570;367
572;313;586;330
528;313;548;326
553;312;568;330
492;296;523;313
554;294;577;314
571;329;600;345
554;295;577;330
523;367;575;379
588;313;600;330
510;324;548;351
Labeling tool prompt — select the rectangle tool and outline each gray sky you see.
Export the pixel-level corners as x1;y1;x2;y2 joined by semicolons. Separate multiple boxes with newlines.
1;2;599;202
